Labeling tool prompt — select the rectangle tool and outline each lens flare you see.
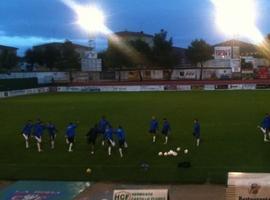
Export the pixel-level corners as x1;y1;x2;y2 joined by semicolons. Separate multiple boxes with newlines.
75;5;107;34
60;0;149;64
211;0;264;44
60;0;109;35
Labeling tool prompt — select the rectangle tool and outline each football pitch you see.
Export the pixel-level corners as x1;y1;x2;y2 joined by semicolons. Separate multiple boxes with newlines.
0;91;270;184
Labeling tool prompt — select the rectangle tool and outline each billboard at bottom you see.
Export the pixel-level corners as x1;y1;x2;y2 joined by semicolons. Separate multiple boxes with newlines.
113;189;168;200
227;173;270;200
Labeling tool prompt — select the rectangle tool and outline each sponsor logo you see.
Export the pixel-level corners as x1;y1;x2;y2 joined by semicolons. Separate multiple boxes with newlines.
114;191;132;200
248;183;261;195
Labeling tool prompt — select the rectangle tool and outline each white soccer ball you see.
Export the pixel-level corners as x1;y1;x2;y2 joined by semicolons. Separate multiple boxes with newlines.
184;149;189;154
158;152;163;156
164;152;168;156
167;151;171;156
176;147;181;152
173;152;178;156
86;168;92;174
85;182;91;187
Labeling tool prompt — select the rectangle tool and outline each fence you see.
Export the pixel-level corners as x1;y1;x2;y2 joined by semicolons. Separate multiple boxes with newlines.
1;67;269;85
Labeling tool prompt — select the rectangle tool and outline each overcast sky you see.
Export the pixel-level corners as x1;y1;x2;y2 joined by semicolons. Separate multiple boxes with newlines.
0;0;270;55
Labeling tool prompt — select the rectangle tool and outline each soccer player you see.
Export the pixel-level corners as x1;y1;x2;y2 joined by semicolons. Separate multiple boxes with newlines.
116;125;127;158
66;122;77;152
86;124;99;155
193;119;201;146
47;122;58;149
257;113;270;142
98;116;110;146
21;120;33;149
104;125;115;156
149;116;159;143
33;120;45;152
162;118;171;144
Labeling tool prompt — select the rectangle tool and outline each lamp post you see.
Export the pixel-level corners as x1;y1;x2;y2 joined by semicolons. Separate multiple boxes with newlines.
74;5;106;72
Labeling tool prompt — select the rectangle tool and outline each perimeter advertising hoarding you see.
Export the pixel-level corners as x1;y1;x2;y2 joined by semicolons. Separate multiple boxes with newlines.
113;189;168;200
228;84;243;90
177;85;191;91
0;87;49;98
204;85;215;91
227;173;270;200
242;84;256;90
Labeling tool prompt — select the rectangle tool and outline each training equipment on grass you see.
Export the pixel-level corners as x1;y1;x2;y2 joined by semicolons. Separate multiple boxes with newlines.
184;149;189;154
161;149;178;157
176;147;181;152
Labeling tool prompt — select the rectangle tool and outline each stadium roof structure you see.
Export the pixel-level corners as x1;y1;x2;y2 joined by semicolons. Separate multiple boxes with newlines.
114;31;154;38
0;44;18;50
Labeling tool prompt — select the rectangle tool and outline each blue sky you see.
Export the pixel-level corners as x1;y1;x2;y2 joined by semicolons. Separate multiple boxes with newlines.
0;0;269;55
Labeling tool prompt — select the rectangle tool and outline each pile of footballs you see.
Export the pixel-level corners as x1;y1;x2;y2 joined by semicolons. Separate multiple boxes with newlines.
158;147;189;157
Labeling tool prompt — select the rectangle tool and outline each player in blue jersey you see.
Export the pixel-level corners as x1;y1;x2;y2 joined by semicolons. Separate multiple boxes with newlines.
162;118;171;144
257;113;270;142
33;120;45;152
66;122;78;152
116;126;127;158
104;125;115;156
149;116;159;143
193;119;201;146
86;124;99;155
98;116;110;146
21;120;33;149
47;122;58;149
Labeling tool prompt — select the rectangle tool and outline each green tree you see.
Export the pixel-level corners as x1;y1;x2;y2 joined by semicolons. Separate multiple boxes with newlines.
24;48;45;68
0;50;18;70
58;40;80;70
101;29;177;70
129;39;152;68
152;29;178;68
24;49;35;68
43;46;61;70
101;43;133;70
187;39;213;80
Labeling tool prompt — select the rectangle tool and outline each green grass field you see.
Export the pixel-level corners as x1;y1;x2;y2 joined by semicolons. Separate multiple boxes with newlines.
0;91;270;184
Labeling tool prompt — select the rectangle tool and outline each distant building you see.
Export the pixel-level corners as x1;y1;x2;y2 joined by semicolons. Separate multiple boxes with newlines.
213;39;259;57
33;42;89;59
109;31;154;48
34;42;102;72
0;45;18;55
204;40;269;72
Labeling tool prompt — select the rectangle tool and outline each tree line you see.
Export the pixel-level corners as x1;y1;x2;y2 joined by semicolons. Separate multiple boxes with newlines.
0;30;214;72
100;29;180;70
24;40;81;71
2;30;270;74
